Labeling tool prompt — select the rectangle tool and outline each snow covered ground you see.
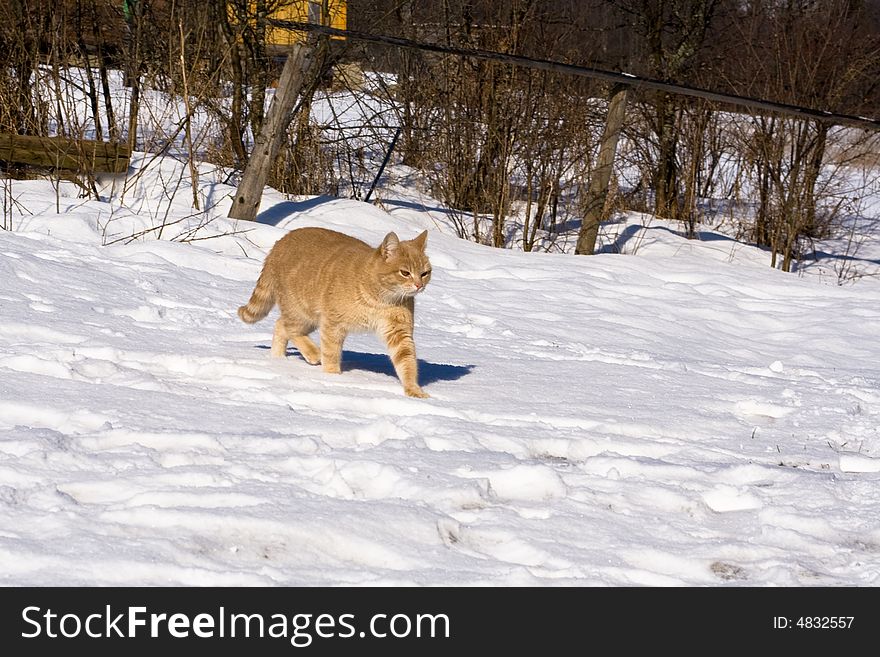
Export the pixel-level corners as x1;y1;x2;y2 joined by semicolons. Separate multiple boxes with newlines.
1;149;879;587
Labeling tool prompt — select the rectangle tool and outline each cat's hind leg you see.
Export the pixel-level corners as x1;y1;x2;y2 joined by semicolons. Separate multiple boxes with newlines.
271;318;289;357
291;334;321;365
274;316;320;364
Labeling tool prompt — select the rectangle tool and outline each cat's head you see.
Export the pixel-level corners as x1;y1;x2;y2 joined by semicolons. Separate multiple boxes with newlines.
376;230;432;299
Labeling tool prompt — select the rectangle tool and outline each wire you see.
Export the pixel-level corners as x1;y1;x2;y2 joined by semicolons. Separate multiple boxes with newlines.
269;19;880;133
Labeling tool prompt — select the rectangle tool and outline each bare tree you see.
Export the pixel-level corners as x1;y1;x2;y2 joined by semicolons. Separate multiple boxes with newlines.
725;0;880;270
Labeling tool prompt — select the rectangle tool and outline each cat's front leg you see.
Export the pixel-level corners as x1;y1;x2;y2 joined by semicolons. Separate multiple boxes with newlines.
382;326;428;398
405;384;429;398
319;323;346;374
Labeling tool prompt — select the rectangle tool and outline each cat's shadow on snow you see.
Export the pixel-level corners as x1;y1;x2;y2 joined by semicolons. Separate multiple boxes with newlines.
256;346;474;385
341;350;474;384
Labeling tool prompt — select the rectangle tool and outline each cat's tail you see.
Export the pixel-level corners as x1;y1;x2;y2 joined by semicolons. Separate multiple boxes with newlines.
238;271;275;324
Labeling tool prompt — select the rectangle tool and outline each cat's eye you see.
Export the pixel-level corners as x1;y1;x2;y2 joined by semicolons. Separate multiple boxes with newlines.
421;271;431;278
399;269;411;277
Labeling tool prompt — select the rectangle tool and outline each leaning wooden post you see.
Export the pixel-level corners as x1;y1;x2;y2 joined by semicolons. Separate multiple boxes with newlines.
228;42;315;221
575;84;629;255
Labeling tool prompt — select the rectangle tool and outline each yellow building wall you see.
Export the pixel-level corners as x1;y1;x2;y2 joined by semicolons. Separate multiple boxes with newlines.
265;1;347;47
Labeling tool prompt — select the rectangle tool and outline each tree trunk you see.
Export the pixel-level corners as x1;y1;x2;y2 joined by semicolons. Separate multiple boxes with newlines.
654;93;679;219
576;85;628;255
76;5;104;141
123;0;143;153
228;43;315;221
92;4;119;142
802;121;828;236
218;2;249;166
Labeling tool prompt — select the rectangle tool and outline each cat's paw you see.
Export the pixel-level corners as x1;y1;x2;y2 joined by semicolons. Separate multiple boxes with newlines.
322;363;342;374
405;387;430;398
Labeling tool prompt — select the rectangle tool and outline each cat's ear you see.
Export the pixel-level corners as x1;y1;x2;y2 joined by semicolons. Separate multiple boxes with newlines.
412;230;428;251
380;232;400;260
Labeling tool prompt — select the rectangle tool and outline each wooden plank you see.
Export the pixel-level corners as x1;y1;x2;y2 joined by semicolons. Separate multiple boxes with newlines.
0;133;131;173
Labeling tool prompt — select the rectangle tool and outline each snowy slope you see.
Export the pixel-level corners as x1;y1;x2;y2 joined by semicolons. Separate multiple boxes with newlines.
1;159;879;586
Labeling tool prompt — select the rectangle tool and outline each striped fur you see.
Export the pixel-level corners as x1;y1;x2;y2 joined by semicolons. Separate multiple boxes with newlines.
237;227;432;397
237;272;275;323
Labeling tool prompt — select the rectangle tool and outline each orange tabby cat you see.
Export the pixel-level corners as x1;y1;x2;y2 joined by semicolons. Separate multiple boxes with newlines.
238;227;432;398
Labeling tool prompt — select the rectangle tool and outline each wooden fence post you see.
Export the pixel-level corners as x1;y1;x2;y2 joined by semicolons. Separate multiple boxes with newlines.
575;84;628;255
228;42;315;221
